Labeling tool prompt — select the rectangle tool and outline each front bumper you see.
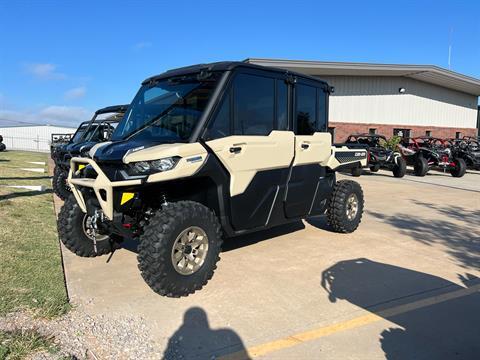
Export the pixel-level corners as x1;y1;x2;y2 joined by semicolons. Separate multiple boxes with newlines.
68;157;142;220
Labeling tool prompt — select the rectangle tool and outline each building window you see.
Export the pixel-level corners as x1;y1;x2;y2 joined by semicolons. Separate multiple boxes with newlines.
455;132;462;139
328;127;336;142
393;128;411;138
425;130;431;137
369;128;377;135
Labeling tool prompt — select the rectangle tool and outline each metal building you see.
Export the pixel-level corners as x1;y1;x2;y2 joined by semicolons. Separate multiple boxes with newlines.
0;124;76;152
246;58;480;141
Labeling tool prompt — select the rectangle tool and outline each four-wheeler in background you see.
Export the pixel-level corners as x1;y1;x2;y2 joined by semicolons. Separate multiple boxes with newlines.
50;133;73;154
345;134;406;178
0;135;5;152
446;137;480;170
398;136;466;177
58;61;368;298
52;105;127;200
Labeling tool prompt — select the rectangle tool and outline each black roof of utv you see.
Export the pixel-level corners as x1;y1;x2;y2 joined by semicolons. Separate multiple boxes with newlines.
95;104;129;115
142;61;329;87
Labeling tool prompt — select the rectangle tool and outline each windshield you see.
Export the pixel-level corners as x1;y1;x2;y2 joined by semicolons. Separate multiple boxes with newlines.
71;124;89;143
111;73;221;142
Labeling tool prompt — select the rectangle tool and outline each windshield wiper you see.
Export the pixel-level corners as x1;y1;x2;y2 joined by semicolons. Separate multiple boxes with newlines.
123;85;201;140
124;104;178;140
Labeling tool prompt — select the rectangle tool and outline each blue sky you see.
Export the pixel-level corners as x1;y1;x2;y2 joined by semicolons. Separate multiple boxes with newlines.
0;0;479;127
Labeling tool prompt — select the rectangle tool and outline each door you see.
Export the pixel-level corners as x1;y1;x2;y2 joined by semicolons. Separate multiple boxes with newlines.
204;71;294;230
285;81;331;218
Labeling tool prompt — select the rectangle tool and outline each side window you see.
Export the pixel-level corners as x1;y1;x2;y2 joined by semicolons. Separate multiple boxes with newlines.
317;88;327;132
295;84;317;135
233;73;274;136
276;80;288;130
205;90;231;140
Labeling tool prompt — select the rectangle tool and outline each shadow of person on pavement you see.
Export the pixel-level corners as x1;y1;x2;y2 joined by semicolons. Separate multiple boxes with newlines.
163;307;251;360
321;258;480;359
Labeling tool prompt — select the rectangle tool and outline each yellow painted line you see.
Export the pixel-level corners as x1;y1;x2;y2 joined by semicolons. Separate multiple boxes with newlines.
220;283;480;360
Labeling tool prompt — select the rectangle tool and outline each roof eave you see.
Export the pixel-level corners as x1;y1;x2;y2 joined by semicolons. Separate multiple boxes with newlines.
245;58;480;96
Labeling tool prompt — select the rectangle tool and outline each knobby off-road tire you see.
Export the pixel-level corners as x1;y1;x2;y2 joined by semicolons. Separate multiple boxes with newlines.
137;201;222;298
370;164;380;172
450;158;466;178
57;195;114;257
53;168;71;200
414;157;429;177
392;157;407;178
351;167;362;177
327;180;364;233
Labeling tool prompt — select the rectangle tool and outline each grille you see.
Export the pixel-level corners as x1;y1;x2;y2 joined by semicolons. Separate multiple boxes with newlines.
335;151;367;164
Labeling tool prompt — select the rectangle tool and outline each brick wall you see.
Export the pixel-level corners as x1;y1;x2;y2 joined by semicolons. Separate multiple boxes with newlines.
329;122;477;142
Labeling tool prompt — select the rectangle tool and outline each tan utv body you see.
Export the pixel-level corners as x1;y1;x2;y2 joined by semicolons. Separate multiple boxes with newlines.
60;62;367;298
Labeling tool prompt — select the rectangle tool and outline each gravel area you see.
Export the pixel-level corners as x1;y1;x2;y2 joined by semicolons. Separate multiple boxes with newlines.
0;309;161;359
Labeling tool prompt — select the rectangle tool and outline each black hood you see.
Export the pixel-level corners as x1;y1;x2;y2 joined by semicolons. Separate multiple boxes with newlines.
67;141;97;156
93;139;162;163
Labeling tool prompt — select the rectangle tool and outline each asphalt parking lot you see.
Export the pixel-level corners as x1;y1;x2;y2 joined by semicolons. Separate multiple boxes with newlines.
59;168;480;359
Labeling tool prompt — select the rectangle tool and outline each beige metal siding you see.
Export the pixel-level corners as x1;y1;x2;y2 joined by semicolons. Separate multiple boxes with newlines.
318;76;478;129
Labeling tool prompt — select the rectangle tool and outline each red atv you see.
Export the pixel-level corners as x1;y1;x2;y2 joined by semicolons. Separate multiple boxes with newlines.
398;137;466;177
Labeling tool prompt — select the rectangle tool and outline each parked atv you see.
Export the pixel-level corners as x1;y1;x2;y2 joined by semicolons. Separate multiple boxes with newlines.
52;105;127;200
58;61;368;297
399;137;466;177
0;135;5;152
447;138;480;170
346;134;406;178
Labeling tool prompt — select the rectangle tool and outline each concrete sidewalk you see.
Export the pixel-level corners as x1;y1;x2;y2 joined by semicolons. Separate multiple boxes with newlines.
54;163;480;359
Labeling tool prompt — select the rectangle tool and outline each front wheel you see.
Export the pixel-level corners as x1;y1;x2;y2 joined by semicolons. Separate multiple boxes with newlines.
327;180;364;233
392;157;407;178
450;158;466;177
414;157;429;177
57;195;115;257
137;201;222;297
53;168;71;200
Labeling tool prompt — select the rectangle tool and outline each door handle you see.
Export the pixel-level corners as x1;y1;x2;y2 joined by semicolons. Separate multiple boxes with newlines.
229;146;242;154
301;143;310;149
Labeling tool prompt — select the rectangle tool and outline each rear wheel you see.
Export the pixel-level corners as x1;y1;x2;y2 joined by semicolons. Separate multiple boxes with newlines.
351;167;362;177
370;164;380;172
327;180;364;233
414;157;429;177
137;201;222;297
450;158;466;177
57;195;115;257
392;157;407;178
53;168;71;200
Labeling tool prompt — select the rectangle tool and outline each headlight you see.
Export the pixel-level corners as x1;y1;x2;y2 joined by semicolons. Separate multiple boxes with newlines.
128;157;180;174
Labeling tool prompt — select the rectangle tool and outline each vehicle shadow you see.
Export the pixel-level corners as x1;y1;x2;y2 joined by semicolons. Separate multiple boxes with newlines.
0;188;53;201
222;221;305;252
163;307;251;360
120;221;307;254
367;202;480;269
321;258;480;359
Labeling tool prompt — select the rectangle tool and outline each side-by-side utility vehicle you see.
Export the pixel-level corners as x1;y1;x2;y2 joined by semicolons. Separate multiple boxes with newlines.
58;62;368;297
52;105;127;199
345;134;406;177
399;137;466;177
